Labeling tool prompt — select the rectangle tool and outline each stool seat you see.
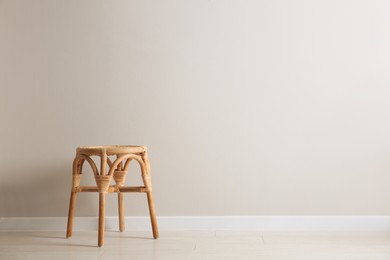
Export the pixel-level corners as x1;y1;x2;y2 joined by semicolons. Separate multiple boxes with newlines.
66;145;159;247
77;145;147;156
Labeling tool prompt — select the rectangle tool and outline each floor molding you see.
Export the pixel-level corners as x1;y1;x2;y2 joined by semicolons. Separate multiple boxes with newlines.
1;216;390;231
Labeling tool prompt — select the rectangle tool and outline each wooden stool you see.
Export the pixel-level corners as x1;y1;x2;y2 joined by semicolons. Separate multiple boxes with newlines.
66;145;159;247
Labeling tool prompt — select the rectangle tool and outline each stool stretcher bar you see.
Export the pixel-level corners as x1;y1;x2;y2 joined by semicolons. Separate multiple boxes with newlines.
73;186;150;193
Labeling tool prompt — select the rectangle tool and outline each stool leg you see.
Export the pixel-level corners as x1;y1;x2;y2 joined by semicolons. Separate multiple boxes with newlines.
146;191;159;239
66;191;77;238
98;192;106;247
118;192;125;232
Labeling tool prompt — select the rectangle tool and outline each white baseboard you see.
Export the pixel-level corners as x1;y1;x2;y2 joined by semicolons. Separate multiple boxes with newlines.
1;216;390;232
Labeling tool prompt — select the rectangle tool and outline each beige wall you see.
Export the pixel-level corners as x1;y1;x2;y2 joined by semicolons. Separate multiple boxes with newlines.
1;0;390;217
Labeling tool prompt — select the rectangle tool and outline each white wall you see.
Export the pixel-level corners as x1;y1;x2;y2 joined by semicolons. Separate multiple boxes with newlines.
1;0;390;217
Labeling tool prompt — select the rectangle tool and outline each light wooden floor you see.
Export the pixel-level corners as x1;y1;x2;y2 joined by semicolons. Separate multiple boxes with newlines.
1;230;390;259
